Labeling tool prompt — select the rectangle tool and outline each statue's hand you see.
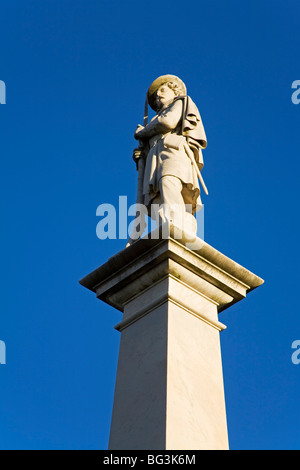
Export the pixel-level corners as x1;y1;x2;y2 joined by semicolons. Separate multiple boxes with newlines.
134;124;144;140
132;147;144;163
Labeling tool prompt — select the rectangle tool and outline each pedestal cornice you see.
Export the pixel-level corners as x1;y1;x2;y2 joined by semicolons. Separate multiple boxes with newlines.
79;230;264;315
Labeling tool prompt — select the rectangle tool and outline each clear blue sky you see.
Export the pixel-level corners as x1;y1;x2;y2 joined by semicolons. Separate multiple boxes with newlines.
0;0;300;450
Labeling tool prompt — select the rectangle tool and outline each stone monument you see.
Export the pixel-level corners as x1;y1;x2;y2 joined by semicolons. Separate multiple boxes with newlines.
79;75;264;450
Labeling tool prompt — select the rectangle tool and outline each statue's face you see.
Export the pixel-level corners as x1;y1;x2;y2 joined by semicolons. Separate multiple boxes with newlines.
155;84;176;110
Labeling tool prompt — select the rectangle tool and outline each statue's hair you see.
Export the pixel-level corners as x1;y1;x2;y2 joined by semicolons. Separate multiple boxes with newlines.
164;81;185;96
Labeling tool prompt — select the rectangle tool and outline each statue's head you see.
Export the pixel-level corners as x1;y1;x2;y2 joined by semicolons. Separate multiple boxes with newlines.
147;75;186;111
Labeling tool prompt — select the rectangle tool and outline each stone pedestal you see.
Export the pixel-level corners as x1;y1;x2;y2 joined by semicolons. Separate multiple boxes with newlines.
79;227;263;450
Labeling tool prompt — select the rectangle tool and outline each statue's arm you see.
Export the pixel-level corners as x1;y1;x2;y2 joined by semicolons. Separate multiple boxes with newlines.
135;100;183;140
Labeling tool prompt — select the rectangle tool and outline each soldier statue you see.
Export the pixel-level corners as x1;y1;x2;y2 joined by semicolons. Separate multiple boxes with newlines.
127;74;207;245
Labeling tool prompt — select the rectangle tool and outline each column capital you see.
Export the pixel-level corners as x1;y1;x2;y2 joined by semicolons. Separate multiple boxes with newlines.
80;227;264;315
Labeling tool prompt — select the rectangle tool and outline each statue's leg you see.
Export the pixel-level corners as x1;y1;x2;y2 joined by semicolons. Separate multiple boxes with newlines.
159;175;197;236
159;175;185;226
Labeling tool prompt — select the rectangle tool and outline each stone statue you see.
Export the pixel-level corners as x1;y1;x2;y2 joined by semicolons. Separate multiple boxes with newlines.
127;74;207;245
